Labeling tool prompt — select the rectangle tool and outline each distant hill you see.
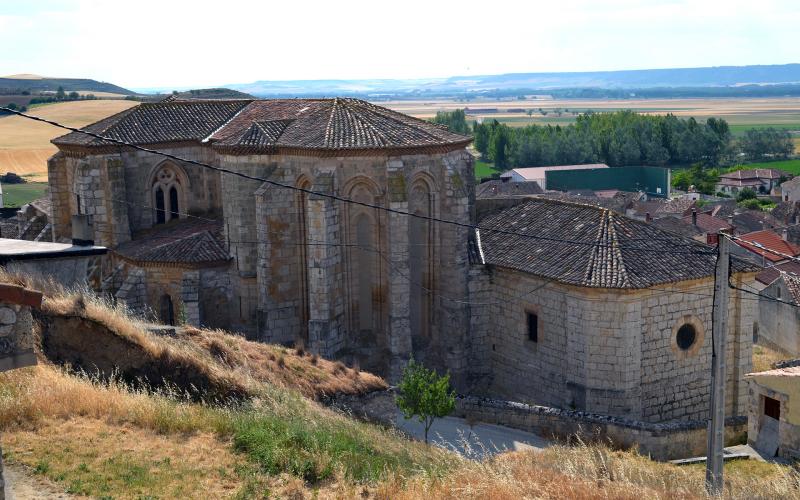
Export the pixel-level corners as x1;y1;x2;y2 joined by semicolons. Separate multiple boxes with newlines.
0;76;134;95
225;63;800;98
172;88;255;100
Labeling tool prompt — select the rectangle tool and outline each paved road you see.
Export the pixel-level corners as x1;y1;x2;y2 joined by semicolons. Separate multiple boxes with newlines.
395;411;551;459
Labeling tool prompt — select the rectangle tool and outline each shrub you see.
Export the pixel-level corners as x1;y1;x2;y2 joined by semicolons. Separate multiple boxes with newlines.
738;198;761;210
736;188;757;202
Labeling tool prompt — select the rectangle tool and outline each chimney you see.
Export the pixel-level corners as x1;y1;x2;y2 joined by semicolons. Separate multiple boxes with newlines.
645;212;652;223
783;228;789;242
71;214;94;246
691;208;697;226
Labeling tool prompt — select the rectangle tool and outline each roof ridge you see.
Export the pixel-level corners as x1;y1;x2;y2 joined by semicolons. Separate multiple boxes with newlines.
585;209;629;287
338;99;390;147
607;211;630;287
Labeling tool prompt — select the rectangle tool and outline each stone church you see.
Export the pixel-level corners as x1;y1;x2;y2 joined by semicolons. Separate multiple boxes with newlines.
48;97;759;425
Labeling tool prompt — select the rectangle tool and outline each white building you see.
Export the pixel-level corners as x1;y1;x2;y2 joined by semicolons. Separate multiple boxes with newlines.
499;164;609;190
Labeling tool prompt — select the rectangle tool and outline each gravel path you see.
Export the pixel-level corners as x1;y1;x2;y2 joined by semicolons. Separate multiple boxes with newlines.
3;463;76;500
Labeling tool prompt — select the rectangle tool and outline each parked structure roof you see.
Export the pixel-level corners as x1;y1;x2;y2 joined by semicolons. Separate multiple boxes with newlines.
474;198;757;289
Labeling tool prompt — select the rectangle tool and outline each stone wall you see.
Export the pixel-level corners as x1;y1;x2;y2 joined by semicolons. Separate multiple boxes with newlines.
758;278;800;356
6;256;94;288
471;266;755;423
455;395;747;461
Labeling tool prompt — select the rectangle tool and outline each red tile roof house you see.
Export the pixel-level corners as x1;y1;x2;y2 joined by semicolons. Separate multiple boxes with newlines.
715;169;789;196
733;229;800;266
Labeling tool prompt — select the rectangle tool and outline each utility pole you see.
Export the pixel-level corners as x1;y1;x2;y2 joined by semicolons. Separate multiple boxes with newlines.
706;234;730;495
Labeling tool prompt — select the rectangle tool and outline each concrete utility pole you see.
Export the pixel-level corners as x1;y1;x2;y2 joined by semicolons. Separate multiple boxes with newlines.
706;234;730;495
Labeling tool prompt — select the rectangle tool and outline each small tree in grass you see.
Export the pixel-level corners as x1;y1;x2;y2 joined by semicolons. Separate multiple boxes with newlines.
396;358;456;444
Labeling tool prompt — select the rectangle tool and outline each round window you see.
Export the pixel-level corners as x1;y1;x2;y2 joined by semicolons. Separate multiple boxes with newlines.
676;324;697;350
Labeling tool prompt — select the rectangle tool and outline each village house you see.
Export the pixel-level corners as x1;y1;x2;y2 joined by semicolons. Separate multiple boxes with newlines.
46;98;760;452
746;365;800;459
733;229;800;266
757;269;800;355
780;176;800;203
716;168;789;196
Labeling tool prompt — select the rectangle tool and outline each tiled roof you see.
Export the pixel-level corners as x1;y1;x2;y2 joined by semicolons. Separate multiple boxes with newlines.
720;169;788;180
730;210;779;234
113;219;229;267
475;180;543;198
734;229;800;263
53;98;471;154
475;198;758;289
755;260;800;285
651;216;703;239
783;272;800;304
53;100;249;147
681;212;733;234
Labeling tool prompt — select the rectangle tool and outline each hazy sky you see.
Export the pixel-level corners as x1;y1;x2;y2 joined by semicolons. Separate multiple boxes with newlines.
1;0;798;89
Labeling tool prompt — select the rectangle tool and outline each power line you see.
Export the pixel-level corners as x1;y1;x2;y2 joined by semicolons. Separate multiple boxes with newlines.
1;106;714;256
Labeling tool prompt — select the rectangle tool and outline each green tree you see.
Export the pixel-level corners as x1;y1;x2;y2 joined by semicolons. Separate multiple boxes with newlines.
396;359;456;444
431;109;469;135
56;86;65;100
68;91;80;100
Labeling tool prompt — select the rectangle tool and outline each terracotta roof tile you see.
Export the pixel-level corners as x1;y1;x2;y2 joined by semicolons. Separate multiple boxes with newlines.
55;98;471;154
755;260;800;285
782;272;800;304
476;198;758;289
681;213;733;234
734;229;800;263
114;219;229;267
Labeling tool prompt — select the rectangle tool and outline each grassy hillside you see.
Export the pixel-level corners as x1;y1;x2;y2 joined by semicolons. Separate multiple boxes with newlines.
0;75;134;95
0;99;137;181
0;271;798;498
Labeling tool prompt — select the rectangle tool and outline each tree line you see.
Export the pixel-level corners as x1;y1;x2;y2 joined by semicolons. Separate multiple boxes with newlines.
432;110;795;170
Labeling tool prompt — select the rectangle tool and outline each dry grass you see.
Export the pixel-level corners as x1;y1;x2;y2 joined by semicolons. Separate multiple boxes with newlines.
4;266;385;400
382;444;800;499
181;326;386;398
0;99;136;179
753;343;790;373
3;419;249;498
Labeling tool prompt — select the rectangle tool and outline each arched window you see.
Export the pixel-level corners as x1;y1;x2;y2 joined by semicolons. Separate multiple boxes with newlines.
345;181;384;336
296;177;312;342
155;188;166;224
169;186;179;219
409;178;435;344
151;163;185;225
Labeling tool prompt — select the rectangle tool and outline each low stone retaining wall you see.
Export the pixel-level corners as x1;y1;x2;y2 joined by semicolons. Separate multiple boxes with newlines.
323;389;397;426
455;395;747;461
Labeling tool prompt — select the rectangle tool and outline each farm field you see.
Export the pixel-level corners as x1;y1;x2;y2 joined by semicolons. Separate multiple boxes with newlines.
386;97;800;152
2;182;48;207
728;159;800;175
0;99;136;181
